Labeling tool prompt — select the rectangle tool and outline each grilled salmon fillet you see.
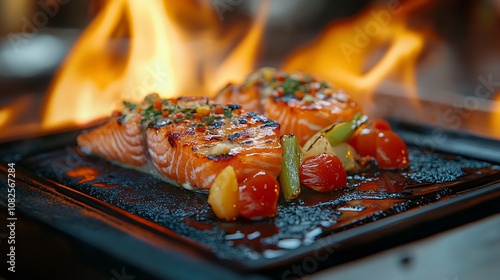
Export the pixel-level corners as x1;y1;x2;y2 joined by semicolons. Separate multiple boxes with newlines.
78;94;282;191
216;67;362;145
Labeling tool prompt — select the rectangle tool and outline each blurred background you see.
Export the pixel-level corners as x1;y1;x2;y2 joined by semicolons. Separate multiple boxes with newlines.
0;0;371;91
0;0;499;142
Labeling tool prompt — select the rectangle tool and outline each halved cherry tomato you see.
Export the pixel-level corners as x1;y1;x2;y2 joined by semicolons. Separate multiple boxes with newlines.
375;130;409;169
299;154;347;192
237;171;280;219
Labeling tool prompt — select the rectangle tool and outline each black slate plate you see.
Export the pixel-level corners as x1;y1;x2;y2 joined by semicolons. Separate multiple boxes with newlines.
1;129;500;274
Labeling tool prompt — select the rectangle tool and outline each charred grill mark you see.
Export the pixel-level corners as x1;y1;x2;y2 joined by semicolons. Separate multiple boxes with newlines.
117;115;126;125
247;112;268;123
227;132;241;142
274;95;295;103
246;112;280;129
212;119;225;129
228;103;241;110
206;153;234;161
240;129;251;138
148;118;173;129
260;120;279;129
240;139;254;145
185;128;196;135
304;136;322;152
167;132;180;148
205;134;223;141
247;112;259;119
168;136;176;148
238;117;247;124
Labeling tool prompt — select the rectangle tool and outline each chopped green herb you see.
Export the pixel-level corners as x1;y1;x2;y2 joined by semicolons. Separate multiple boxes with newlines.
123;101;137;110
223;107;232;118
202;115;215;125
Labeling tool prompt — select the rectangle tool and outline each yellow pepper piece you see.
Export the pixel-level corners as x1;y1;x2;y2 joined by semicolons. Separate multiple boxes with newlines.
196;106;211;116
208;166;239;220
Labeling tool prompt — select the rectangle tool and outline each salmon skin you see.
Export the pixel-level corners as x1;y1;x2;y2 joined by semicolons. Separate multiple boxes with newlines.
216;67;362;145
78;94;282;191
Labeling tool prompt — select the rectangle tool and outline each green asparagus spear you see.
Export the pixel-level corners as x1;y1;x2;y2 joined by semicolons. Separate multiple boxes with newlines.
279;134;302;200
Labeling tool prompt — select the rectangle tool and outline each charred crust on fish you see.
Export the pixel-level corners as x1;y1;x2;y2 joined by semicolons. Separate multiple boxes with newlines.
167;132;180;148
227;132;241;142
206;153;234;161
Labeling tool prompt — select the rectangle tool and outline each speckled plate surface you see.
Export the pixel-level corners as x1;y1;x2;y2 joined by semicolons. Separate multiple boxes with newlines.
1;129;500;273
18;145;500;262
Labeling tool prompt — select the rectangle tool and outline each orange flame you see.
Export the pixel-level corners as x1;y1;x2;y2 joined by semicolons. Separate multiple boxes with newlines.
492;93;500;138
2;0;499;143
282;0;431;111
0;109;9;128
42;0;268;130
0;95;41;142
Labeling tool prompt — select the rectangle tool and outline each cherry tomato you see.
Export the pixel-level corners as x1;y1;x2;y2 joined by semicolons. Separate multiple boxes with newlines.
373;119;391;131
213;105;223;115
276;73;286;82
348;127;377;157
237;171;280;219
299;154;347;192
277;87;285;97
153;100;163;110
348;120;409;169
375;130;409;169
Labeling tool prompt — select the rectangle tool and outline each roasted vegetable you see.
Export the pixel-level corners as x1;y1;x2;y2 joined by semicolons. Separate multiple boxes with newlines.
301;113;366;171
302;136;334;159
302;112;367;150
279;134;302;200
208;166;239;220
300;154;347;192
349;119;409;169
331;142;358;171
238;171;280;219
